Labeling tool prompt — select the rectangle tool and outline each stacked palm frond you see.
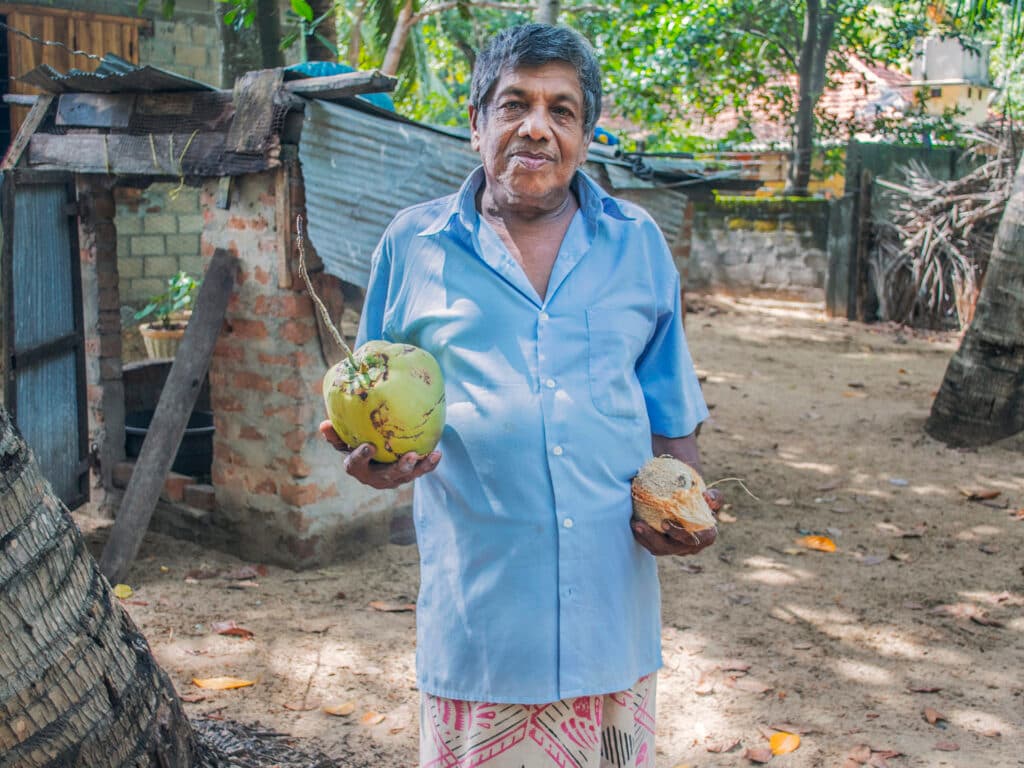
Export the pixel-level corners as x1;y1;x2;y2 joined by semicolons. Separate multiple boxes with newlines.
870;127;1017;330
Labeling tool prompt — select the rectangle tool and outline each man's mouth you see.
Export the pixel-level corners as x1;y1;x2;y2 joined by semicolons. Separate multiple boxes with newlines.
510;151;553;170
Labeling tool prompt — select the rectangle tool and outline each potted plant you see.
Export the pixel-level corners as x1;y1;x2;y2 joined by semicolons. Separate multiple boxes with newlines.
135;271;200;360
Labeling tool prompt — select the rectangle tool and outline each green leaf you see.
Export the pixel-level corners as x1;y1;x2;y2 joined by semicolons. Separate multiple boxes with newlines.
291;0;314;22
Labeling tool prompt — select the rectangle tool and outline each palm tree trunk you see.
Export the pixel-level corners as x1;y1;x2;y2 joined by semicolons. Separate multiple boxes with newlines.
0;405;207;767
305;0;339;62
925;150;1024;446
347;0;367;67
381;0;415;76
535;0;560;24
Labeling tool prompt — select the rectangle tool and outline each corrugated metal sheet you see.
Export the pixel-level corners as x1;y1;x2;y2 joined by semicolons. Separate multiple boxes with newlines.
18;53;215;94
12;185;75;350
15;353;80;501
10;183;83;503
300;100;694;287
299;99;480;288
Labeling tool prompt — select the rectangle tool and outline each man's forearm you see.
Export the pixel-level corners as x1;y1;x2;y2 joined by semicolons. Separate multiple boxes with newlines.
651;432;702;474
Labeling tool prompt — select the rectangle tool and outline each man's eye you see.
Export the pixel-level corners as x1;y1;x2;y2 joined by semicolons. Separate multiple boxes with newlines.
553;107;574;118
500;101;525;111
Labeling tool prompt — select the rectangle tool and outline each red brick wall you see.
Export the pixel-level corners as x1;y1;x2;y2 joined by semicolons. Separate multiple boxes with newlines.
77;176;125;510
198;166;410;568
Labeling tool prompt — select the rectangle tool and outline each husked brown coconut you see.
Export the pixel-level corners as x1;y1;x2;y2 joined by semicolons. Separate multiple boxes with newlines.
631;455;717;533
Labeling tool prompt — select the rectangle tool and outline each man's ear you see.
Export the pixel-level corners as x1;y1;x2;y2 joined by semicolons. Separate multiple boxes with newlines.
468;104;481;151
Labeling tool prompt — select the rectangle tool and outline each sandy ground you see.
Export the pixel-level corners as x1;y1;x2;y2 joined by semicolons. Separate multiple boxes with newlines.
77;295;1024;768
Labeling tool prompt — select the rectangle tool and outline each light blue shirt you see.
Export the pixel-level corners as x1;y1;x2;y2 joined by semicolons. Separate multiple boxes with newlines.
357;167;708;704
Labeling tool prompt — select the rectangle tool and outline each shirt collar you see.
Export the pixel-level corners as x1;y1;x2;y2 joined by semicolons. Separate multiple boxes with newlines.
417;165;634;238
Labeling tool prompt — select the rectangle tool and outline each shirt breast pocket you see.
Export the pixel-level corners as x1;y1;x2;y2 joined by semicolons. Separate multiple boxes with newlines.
586;308;650;419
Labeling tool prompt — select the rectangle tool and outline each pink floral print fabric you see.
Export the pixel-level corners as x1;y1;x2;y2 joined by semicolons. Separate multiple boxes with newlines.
419;674;656;768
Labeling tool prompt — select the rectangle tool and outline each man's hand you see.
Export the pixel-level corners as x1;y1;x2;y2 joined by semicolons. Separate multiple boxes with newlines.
631;488;724;557
319;420;441;490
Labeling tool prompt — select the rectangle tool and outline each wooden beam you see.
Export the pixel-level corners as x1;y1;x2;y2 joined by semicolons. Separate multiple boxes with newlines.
229;68;283;154
283;70;397;100
2;94;53;171
99;248;238;584
2;94;37;106
27;132;278;176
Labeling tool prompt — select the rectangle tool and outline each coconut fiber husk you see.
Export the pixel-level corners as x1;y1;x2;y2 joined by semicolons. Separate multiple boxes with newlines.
631;455;717;533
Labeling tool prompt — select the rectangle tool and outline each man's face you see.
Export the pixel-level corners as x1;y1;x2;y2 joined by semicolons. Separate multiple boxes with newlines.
469;61;589;210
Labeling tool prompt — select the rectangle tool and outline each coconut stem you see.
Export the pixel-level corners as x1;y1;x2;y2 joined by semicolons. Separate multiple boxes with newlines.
705;477;760;501
294;214;372;388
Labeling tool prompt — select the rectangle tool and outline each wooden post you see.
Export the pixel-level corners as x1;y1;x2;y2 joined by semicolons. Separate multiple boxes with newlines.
99;249;238;584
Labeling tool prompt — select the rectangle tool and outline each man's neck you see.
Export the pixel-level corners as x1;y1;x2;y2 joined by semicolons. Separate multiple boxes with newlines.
477;183;578;231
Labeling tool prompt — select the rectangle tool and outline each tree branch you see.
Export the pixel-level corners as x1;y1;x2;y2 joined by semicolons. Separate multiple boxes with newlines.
412;0;604;23
725;26;796;71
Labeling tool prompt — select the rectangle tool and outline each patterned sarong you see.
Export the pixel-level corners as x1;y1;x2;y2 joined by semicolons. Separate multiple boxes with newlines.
419;674;656;768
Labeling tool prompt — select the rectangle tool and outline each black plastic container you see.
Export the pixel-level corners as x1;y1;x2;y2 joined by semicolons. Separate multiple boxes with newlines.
125;409;214;477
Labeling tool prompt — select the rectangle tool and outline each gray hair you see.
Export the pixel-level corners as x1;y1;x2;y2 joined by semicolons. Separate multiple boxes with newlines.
469;23;602;137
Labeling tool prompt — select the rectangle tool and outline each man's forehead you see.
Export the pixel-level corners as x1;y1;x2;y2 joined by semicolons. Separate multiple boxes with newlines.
492;62;584;102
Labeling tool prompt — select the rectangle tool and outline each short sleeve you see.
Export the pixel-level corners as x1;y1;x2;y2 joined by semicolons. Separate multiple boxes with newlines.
355;234;394;347
635;234;709;438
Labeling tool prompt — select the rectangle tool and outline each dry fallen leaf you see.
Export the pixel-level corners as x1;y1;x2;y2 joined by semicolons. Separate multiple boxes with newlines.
908;684;942;693
322;701;356;716
774;497;794;507
178;693;206;703
192;676;255;690
923;706;945;725
705;737;740;753
724;676;773;694
1012;509;1024;521
211;620;254;639
958;487;1001;501
720;659;751;673
282;702;318;711
223;564;267;580
847;744;872;762
718;511;738;523
184;567;220;580
934;741;959;751
112;584;134;599
743;746;773;763
694;673;715;695
360;711;386;726
796;535;837;553
769;731;800;755
369;600;416;613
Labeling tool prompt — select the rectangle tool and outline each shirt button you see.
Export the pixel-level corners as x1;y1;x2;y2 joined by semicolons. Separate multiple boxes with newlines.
563;518;574;528
539;311;549;321
545;378;556;389
552;445;564;456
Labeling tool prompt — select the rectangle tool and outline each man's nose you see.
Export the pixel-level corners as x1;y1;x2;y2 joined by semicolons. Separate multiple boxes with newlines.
518;107;553;140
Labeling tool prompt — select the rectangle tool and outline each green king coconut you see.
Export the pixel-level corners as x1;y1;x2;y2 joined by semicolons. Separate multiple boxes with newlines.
296;217;446;463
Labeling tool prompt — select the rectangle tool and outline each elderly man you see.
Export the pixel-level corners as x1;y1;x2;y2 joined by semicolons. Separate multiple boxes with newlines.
321;22;718;768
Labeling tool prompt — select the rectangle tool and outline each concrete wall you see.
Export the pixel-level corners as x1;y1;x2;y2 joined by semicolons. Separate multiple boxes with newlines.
690;198;831;301
115;185;205;306
117;0;221;312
